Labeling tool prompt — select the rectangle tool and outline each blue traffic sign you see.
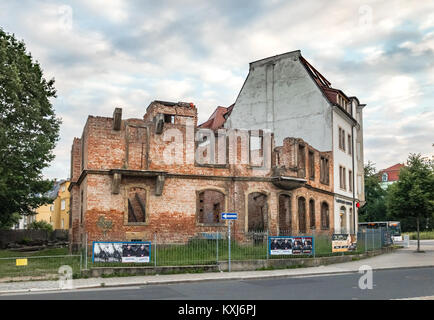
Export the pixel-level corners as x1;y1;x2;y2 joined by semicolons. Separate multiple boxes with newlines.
221;212;238;220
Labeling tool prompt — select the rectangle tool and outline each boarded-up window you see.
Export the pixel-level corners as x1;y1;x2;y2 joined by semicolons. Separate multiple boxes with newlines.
298;197;306;233
321;202;330;230
128;188;147;223
278;194;291;234
248;192;268;231
197;190;225;224
309;199;315;229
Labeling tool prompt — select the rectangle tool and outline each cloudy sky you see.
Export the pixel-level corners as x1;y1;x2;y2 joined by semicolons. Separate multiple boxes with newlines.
1;0;433;179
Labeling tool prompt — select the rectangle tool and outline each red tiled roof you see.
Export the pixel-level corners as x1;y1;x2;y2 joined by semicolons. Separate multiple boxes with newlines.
299;56;350;106
199;103;234;130
379;163;405;182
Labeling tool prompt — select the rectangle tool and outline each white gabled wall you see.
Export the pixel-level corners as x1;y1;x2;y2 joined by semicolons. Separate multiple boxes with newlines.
225;51;333;151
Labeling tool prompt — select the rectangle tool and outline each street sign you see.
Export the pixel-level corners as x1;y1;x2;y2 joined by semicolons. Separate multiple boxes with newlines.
221;212;238;220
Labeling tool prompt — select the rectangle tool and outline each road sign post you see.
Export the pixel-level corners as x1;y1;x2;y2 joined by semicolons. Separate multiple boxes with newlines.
221;213;238;272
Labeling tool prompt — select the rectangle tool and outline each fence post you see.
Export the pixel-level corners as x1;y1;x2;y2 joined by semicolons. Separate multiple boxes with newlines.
228;221;231;272
266;230;269;260
216;232;219;264
154;233;157;267
312;228;316;259
85;233;88;270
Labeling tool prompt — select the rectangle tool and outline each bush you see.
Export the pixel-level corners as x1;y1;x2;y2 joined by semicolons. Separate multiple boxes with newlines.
28;220;53;233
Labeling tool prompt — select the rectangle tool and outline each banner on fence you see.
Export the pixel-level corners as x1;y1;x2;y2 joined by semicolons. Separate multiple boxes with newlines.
269;236;314;255
332;234;356;252
92;241;151;263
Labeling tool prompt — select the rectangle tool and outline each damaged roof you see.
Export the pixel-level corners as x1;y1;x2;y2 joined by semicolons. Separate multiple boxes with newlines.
198;103;234;130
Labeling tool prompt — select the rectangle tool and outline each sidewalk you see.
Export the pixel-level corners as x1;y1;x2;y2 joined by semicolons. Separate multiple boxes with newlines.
1;242;433;294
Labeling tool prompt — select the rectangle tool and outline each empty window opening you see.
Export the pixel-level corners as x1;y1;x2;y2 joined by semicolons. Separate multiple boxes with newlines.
320;156;330;185
278;194;292;235
248;192;268;232
308;151;315;180
128;188;147;223
309;199;315;229
164;114;175;124
298;144;306;177
298;197;306;233
321;202;330;230
197;190;225;224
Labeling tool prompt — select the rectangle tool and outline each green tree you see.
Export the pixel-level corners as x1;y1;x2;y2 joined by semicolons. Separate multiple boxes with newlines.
0;28;61;227
358;161;388;222
28;220;54;233
386;154;434;252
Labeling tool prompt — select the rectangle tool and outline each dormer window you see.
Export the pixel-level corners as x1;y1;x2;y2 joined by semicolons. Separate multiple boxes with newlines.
337;94;350;113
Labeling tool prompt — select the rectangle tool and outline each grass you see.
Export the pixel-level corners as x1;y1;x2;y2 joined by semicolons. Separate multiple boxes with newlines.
0;248;81;281
0;247;69;258
404;231;434;240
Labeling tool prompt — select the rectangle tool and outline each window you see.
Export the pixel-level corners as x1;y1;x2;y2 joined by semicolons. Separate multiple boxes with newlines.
349;170;353;192
61;185;66;192
339;166;346;190
249;131;263;166
248;192;268;231
278;194;291;234
197;190;225;225
348;134;352;155
298;197;306;233
127;187;147;223
50;205;54;212
61;199;66;211
340;206;347;232
297;144;306;178
320;156;329;184
338;127;346;151
382;173;388;182
164;114;174;124
308;151;315;180
321;202;329;230
309;199;315;229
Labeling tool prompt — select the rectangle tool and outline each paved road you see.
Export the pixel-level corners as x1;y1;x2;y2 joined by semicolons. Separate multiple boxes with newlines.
1;267;433;300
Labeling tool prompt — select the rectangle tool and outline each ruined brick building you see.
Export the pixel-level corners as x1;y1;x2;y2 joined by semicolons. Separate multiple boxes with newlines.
69;51;364;250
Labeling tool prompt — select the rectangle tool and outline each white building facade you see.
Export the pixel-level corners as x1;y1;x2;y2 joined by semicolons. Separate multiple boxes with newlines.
225;50;365;234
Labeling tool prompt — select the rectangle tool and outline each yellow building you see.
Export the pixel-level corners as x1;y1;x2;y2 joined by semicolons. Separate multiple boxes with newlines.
35;180;70;230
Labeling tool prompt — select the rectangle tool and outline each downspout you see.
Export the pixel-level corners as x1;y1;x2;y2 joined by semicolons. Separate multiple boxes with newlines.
351;125;356;235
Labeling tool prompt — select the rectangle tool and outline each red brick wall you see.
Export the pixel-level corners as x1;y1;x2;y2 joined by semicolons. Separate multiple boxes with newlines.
70;102;335;248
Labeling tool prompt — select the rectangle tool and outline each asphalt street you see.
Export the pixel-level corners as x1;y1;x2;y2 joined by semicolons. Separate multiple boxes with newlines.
1;266;433;300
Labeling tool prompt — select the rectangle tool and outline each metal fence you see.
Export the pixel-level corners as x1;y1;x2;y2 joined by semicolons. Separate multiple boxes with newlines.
84;228;390;270
0;228;390;280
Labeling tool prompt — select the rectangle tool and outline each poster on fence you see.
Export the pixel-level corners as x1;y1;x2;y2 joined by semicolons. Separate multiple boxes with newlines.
269;236;313;255
332;234;356;252
92;241;151;263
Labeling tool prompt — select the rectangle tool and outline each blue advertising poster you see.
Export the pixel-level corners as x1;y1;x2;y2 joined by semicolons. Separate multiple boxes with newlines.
269;236;314;255
92;241;151;263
